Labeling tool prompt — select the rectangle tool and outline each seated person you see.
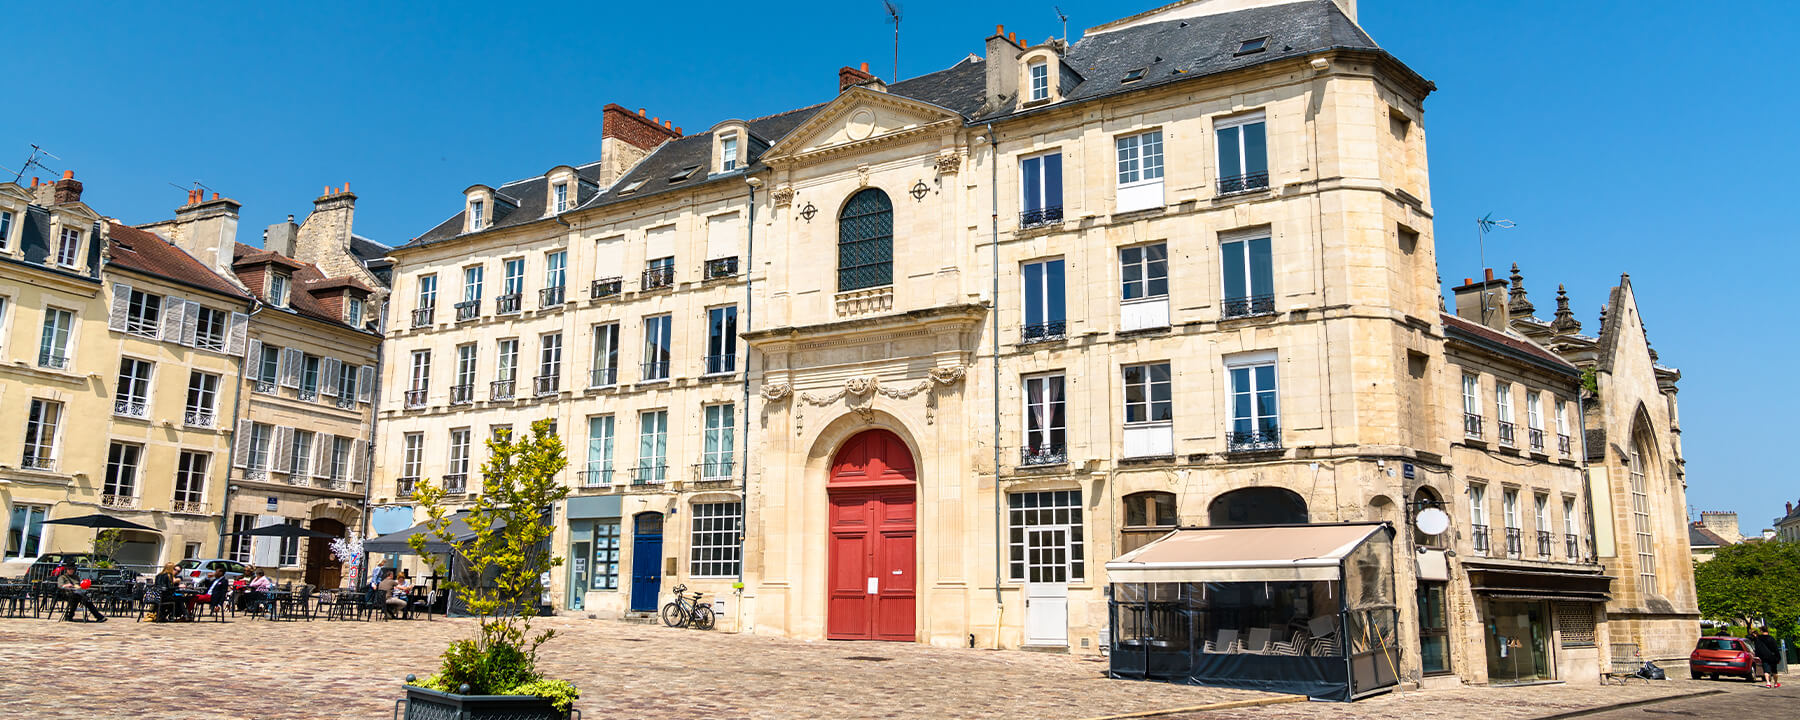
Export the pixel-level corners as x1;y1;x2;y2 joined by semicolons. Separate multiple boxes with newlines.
151;563;185;621
56;562;106;622
378;571;406;619
193;569;231;616
239;571;275;612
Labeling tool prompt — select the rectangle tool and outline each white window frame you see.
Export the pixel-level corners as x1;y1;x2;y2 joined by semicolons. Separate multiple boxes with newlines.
448;428;472;488
721;135;739;172
291;430;314;478
268;273;290;307
400;433;424;485
329;436;351;481
503;257;526;297
247;422;273;471
1119;243;1169;301
1535;493;1550;533
278;518;303;566
1503;489;1520;530
545;250;567;290
55;226;81;267
409;350;431;392
1115;130;1165;187
701;404;735;479
642;314;672;381
173;451;208;509
115;357;154;418
1027;60;1049;101
185;370;219;427
637;409;669;483
23;398;63;469
6;503;50;560
347;296;365;327
705;306;737;375
1469;483;1489;554
1226;353;1280;445
1006;489;1085;582
553;183;569;213
462;265;484;303
1123;362;1172;426
590;324;618;386
689;501;743;578
496;338;518;382
1023;373;1066;456
1630;441;1656;593
1214;110;1268;192
193;306;227;351
1220;231;1274;312
104;441;143;502
1527;390;1544;433
1021;258;1065;339
585;415;614;486
417;273;438;309
124;289;162;337
38;307;74;368
468;200;485;230
455;344;478;389
538;332;563;379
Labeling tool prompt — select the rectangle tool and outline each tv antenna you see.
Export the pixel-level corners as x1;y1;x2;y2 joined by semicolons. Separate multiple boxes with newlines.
11;145;61;184
1054;5;1069;44
1475;213;1516;325
883;0;903;82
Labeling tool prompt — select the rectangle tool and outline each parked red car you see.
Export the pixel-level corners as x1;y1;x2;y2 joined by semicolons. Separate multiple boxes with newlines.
1690;636;1766;681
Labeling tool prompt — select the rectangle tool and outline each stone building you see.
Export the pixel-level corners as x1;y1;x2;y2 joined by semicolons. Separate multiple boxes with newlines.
1774;502;1799;543
0;175;250;572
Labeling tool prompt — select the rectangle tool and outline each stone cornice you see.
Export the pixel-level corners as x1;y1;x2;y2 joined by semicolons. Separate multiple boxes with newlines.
744;303;988;348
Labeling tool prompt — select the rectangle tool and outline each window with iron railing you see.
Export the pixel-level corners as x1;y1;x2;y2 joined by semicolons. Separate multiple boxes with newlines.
641;361;669;382
1497;421;1516;447
455;300;479;321
1529;428;1545;452
496;293;522;315
1221;233;1273;319
641;263;674;291
185;409;215;428
539;285;565;308
1537;530;1553;558
1217;170;1270;195
590;366;618;388
1222;294;1276;319
581;467;613;487
591;277;622;299
1227;425;1282;452
1471;524;1490;555
411;307;434;328
534;374;560;396
490;379;515;401
450;384;474;405
443;474;467;494
1464;413;1484;439
1020;206;1063;228
1566;533;1580;559
1216;111;1268;195
1019;152;1063;229
335;395;356;410
1505;527;1523;557
696;460;734;482
1021;321;1066;343
704;256;738;280
404;389;427;408
1558;434;1572;455
631;464;667;485
397;477;417;497
704;355;735;375
1021;445;1067;467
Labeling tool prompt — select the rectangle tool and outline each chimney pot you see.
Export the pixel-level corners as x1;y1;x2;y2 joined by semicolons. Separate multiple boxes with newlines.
30;177;38;187
674;126;682;135
996;24;1004;35
343;181;350;192
1485;268;1495;281
1008;31;1016;44
62;170;73;180
286;214;295;223
860;61;869;72
638;108;646;116
1464;278;1473;285
212;192;220;201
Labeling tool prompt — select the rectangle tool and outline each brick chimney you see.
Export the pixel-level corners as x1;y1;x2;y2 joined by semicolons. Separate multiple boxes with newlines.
983;24;1025;113
840;62;876;92
1452;268;1511;330
52;170;83;204
598;103;681;188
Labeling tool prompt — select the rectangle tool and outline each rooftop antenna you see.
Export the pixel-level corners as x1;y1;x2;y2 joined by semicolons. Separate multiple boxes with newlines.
883;0;903;82
12;144;61;184
1054;5;1068;44
1475;213;1516;326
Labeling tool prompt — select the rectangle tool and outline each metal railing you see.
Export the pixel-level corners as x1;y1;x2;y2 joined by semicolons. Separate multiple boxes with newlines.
1471;524;1490;555
1021;445;1068;467
336;395;357;410
1222;294;1276;319
404;389;427;409
1498;421;1516;446
243;468;267;481
1558;433;1572;455
1021;321;1066;343
704;354;736;375
101;494;136;509
1566;533;1580;559
1020;205;1064;229
449;384;474;405
1536;530;1553;557
540;285;566;308
454;300;479;322
396;477;417;498
704;256;739;280
299;388;318;402
254;379;278;394
1226;426;1282;452
490;379;515;401
443;474;467;494
533;374;560;396
695;460;734;482
641;266;674;290
631;464;667;485
589;367;618;388
38;352;69;370
185;409;215;428
170;500;207;515
1529;428;1545;451
194;333;226;352
114;399;148;419
1218;170;1270;195
1464;413;1484;439
641;361;670;382
21;455;55;471
124;316;159;338
496;293;522;315
580;468;613;487
591;278;622;299
411;307;435;328
1505;527;1523;557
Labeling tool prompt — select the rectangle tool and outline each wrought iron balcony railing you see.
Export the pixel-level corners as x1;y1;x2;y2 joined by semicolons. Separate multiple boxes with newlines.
490;379;515;401
1021;445;1068;467
443;474;468;494
631;464;668;485
1471;524;1490;555
449;384;474;405
591;278;622;299
38;352;69;370
299;388;318;402
1021;321;1066;343
1558;433;1572;455
589;366;618;388
1498;421;1517;447
496;293;522;315
124;316;159;338
1529;428;1545;452
411;306;435;328
641;361;670;382
1464;413;1484;439
254;379;278;395
454;300;480;322
171;500;207;515
696;460;735;481
1226;426;1282;452
1565;533;1580;559
1505;527;1523;557
1222;294;1276;319
336;394;357;409
704;354;736;375
1536;530;1553;557
580;467;613;487
194;333;226;352
704;256;739;280
101;494;137;509
396;477;418;498
533;374;560;396
1019;205;1063;229
403;389;427;409
114;399;148;419
1217;170;1270;195
641;266;674;291
539;285;566;308
185;409;215;428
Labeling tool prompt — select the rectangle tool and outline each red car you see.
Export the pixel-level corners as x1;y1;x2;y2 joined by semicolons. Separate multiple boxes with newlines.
1689;636;1766;681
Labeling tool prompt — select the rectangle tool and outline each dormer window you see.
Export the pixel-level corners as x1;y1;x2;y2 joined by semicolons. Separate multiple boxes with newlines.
554;183;569;213
347;296;365;327
469;200;486;230
268;273;291;307
1236;36;1269;55
1028;60;1050;101
55;227;81;267
721;135;739;172
618;179;648;196
669;166;700;183
0;210;14;250
1122;68;1146;84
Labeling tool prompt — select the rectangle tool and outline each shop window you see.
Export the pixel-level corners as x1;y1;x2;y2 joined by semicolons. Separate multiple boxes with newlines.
1121;491;1177;555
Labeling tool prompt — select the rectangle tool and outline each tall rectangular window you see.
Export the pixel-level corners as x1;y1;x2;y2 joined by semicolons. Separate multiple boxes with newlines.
417;274;437;308
706;306;737;375
1496;384;1516;446
1563;497;1580;558
1503;488;1521;557
104;442;142;504
1469;483;1489;555
347;297;365;327
702;404;735;479
229;515;254;563
469;200;484;229
642;314;672;381
591;521;620;590
721;136;739;171
1526;390;1545;450
1630;442;1656;593
1534;493;1551;556
400;433;424;490
1020;152;1063;227
173;451;208;511
268;273;290;307
1023;374;1066;465
690;502;743;577
55;226;81;267
545;250;567;290
1123;363;1172;425
636;410;668;484
1220;232;1274;318
503;257;525;294
1027;60;1049;101
590;323;619;386
38;307;74;368
339;362;359;404
408;350;431;407
1119;243;1168;301
329;437;352;481
496;339;518;381
554;183;569;212
22;398;62;470
1115;130;1165;213
463;265;484;303
1021;259;1065;342
114;357;154;418
448;428;471;492
291;430;314;478
278;519;303;566
1007;489;1085;582
193;306;227;351
1462;373;1482;438
125;289;162;337
536;332;563;395
300;355;322;399
585;415;614;486
186;371;219;427
247;422;273;471
1227;359;1280;450
0;210;12;249
5;504;48;560
256;344;280;388
454;344;477;403
1216;110;1269;193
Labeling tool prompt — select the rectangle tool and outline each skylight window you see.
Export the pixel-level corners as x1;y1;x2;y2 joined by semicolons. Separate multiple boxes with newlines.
1121;68;1146;84
669;166;701;183
618;179;648;195
1236;36;1269;55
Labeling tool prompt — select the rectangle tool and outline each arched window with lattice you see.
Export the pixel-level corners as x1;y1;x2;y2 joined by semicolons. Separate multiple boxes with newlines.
837;188;893;291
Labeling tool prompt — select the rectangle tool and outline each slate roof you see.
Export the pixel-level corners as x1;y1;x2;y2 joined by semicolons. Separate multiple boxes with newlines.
1689;523;1728;549
399;0;1420;250
408;161;608;246
106;222;250;300
232;242;375;333
1442;313;1581;377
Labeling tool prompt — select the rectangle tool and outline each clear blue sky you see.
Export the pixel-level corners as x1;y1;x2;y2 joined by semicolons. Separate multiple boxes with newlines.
5;1;1793;531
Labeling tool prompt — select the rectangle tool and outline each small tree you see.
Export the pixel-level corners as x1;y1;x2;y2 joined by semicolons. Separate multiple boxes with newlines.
407;419;576;709
1696;539;1800;640
90;529;122;568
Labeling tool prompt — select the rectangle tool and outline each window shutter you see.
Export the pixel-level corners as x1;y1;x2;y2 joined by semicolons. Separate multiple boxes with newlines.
232;420;252;468
108;283;131;332
246;339;263;374
351;439;367;482
278;347;302;388
180;301;200;347
159;296;185;342
226;312;249;355
321;358;342;396
271;427;293;473
313;437;332;478
358;366;376;403
252;515;281;566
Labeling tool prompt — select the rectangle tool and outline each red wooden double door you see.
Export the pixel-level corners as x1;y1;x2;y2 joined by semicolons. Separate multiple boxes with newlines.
827;430;916;641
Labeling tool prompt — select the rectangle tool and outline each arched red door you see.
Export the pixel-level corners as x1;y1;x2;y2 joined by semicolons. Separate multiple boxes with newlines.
827;429;916;641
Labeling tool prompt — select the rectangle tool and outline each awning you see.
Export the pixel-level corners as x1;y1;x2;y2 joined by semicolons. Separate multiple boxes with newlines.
364;511;505;554
1464;561;1612;602
1106;523;1389;584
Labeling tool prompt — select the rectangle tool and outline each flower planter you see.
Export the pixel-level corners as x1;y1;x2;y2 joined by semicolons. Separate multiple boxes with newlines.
402;685;573;720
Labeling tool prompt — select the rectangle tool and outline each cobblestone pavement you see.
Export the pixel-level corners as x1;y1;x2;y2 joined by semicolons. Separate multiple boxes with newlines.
0;614;1709;720
1573;677;1799;720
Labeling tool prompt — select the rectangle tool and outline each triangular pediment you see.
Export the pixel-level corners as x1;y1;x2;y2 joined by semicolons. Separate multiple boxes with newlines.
761;87;963;165
0;182;33;204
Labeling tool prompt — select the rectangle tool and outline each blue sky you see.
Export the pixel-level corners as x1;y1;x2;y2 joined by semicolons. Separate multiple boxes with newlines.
4;1;1793;531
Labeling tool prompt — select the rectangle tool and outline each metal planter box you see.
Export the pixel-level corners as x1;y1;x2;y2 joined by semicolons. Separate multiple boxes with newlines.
401;685;574;720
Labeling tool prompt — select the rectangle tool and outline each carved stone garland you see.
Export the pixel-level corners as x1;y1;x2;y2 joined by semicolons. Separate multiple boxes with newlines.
763;367;967;435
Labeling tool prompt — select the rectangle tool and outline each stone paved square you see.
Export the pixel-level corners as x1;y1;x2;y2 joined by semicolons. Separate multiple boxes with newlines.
0;614;1703;720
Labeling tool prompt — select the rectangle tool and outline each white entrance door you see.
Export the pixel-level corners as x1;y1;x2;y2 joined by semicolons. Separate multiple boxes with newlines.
1025;526;1070;647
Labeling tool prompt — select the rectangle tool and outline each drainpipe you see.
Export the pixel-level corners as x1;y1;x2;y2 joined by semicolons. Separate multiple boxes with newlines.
360;324;385;548
987;123;1003;646
740;176;759;594
1577;384;1597;564
218;298;265;557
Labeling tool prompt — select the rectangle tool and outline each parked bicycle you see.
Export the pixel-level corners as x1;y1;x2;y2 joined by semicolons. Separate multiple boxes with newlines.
660;584;714;630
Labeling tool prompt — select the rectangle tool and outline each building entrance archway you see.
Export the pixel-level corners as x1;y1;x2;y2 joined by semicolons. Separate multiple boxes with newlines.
305;518;347;588
1208;487;1309;526
826;428;917;641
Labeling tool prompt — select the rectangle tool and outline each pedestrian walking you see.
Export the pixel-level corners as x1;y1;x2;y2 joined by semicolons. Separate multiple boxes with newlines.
1752;627;1782;688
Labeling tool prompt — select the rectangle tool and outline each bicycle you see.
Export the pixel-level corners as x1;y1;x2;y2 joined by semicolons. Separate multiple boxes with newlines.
660;584;714;630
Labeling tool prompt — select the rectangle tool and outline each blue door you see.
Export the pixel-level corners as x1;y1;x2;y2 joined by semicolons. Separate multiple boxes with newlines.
629;512;664;612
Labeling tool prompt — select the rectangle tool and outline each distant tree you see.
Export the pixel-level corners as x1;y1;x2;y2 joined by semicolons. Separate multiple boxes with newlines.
1695;540;1800;639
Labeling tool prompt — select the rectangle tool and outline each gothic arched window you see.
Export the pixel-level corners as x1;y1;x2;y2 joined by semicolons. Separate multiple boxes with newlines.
838;188;893;291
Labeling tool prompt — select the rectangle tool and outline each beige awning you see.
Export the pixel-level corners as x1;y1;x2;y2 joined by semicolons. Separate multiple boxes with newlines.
1105;523;1388;584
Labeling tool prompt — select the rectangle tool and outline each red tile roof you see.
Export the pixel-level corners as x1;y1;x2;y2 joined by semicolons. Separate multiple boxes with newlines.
1442;313;1578;374
106;223;250;300
232;242;370;331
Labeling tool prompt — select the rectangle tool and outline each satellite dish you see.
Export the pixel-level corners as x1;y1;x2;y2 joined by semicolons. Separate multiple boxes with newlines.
1415;507;1450;536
